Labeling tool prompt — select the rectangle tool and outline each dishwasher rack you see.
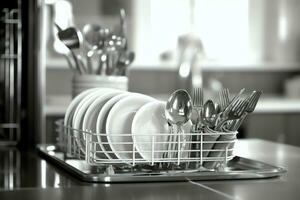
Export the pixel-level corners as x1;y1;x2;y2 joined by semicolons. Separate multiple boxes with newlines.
0;7;22;145
36;119;286;182
56;120;237;170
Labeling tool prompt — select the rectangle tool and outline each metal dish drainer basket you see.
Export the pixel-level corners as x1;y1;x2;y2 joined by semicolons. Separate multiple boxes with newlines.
55;119;237;172
39;119;285;182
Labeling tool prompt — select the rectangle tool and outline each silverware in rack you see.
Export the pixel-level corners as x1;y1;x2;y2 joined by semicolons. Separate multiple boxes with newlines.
0;8;21;146
191;88;262;132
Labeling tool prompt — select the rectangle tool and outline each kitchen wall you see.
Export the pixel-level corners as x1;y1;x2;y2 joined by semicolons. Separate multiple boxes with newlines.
47;66;300;96
46;65;300;145
45;0;300;146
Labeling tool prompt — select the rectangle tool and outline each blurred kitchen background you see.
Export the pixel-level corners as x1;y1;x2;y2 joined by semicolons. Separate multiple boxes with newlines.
43;0;300;146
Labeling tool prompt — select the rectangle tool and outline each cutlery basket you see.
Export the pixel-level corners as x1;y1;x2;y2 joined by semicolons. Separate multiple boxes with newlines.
55;120;237;170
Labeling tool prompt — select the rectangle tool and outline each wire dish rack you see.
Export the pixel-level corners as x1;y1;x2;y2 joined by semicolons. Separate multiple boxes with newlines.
36;120;286;182
55;119;237;170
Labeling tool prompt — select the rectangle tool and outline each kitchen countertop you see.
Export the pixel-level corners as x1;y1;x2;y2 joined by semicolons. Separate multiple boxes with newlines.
0;139;298;199
45;95;300;116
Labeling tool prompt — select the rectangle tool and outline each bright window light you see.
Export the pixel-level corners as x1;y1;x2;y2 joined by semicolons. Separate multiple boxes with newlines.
194;0;249;62
279;16;287;42
147;0;249;63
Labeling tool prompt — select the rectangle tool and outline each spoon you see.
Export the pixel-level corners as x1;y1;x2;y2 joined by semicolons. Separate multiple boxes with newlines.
165;89;192;160
213;102;222;126
57;27;86;74
83;24;102;50
203;100;215;128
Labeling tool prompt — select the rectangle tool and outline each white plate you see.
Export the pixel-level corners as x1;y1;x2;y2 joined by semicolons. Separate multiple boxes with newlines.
82;90;124;158
96;93;132;159
106;94;156;161
64;88;99;128
72;88;113;126
131;101;169;161
72;88;116;152
132;101;193;161
64;88;100;145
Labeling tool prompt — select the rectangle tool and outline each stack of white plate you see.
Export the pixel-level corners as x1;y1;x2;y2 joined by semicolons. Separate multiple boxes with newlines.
64;88;192;163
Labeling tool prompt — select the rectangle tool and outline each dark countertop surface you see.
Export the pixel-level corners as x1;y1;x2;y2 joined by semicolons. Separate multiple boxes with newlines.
0;139;298;200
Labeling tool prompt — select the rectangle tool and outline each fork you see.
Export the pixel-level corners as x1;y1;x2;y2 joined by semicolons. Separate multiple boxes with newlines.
230;91;262;131
225;88;245;111
219;88;230;111
215;98;249;131
203;98;248;169
215;88;245;127
192;88;203;130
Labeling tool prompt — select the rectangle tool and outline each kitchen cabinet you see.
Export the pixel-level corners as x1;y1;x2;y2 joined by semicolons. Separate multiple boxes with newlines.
46;116;62;143
246;114;286;142
246;114;300;146
285;114;300;146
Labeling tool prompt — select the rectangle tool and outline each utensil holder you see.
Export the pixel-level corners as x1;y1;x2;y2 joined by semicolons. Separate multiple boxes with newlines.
72;75;128;97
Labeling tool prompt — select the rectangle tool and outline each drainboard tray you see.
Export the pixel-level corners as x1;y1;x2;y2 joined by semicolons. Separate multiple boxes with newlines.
37;144;286;183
